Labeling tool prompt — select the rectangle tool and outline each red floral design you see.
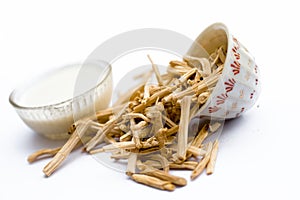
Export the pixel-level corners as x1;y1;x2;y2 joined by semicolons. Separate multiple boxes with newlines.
232;45;238;52
254;65;258;74
225;78;236;93
232;46;241;60
216;93;228;105
250;90;256;99
208;106;220;113
236;107;245;118
231;60;241;75
232;36;240;48
240;107;245;112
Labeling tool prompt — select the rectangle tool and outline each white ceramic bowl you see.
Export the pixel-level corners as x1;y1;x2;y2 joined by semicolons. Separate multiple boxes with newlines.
9;61;113;140
187;23;261;119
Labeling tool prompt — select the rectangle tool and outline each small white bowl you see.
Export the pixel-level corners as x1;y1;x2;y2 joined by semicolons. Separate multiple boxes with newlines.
187;23;261;119
9;60;113;140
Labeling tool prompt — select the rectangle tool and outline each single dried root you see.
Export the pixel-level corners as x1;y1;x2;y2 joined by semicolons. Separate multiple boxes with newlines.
27;147;61;163
129;173;176;191
43;120;91;176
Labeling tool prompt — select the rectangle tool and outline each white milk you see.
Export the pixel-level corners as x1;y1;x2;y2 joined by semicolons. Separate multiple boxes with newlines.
15;63;113;140
19;64;102;106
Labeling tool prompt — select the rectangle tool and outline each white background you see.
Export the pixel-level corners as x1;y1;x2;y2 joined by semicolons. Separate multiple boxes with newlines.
1;0;299;199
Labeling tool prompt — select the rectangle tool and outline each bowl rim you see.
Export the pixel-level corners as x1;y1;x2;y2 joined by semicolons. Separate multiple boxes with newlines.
9;60;112;111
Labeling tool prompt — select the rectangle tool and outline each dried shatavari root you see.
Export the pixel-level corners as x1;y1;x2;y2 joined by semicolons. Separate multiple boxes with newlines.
28;147;61;163
29;46;227;190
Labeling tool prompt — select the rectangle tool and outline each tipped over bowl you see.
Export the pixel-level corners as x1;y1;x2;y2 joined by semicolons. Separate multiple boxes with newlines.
187;23;261;120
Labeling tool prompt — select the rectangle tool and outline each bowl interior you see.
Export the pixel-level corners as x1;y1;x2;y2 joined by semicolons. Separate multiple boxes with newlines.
186;23;228;58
